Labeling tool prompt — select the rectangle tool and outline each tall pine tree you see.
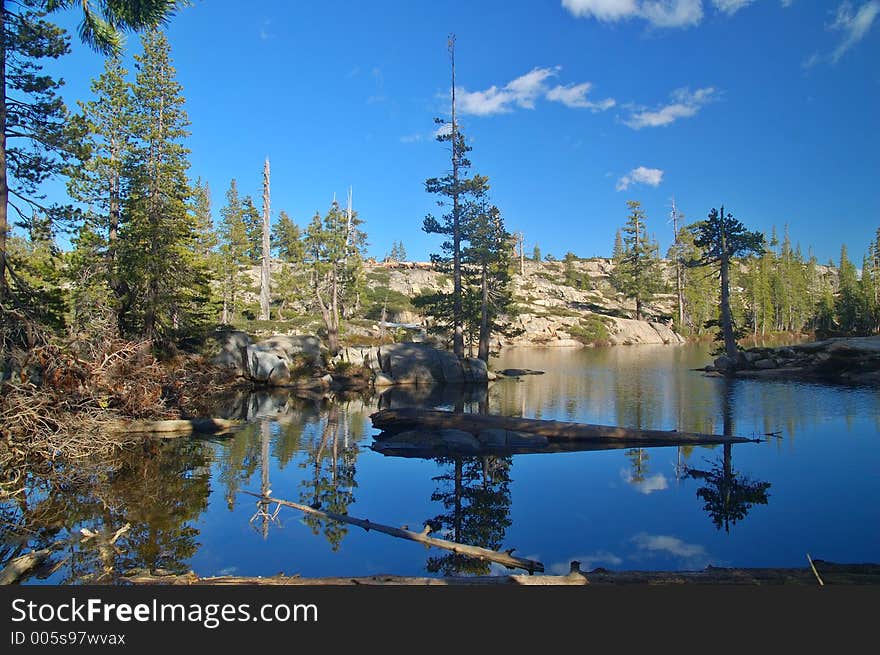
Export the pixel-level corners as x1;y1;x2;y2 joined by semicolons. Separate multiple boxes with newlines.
611;201;661;321
118;28;208;346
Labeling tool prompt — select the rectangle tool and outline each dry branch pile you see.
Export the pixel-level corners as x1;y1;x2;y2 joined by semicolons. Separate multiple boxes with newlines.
1;333;239;495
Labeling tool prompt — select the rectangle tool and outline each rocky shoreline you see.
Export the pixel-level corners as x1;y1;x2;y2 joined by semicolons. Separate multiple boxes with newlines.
706;335;880;385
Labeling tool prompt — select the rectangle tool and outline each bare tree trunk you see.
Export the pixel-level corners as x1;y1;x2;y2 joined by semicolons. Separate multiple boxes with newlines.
478;262;490;362
718;206;738;361
449;35;464;359
671;199;684;329
259;158;270;320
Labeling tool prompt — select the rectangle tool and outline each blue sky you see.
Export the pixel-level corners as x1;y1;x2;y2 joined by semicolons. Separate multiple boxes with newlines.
47;0;879;264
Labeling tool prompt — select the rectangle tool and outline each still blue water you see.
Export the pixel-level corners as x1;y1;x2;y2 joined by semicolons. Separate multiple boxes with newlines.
9;344;880;581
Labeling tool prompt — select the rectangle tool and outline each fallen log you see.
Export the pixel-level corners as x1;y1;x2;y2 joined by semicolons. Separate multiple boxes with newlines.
124;560;880;586
127;572;584;586
370;408;757;446
241;491;543;573
111;418;240;436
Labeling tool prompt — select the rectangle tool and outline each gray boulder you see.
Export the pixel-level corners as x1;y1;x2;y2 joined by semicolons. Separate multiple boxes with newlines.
245;346;291;386
254;335;323;367
210;330;252;373
462;357;488;383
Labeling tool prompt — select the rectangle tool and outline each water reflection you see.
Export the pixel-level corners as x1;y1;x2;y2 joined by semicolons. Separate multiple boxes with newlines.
685;377;771;532
1;439;211;582
4;344;877;582
425;456;513;576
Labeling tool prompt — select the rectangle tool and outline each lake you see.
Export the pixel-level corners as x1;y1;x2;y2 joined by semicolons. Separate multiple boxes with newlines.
4;344;879;582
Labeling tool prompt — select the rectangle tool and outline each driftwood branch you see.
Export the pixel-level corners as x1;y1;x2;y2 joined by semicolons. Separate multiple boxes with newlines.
241;491;543;573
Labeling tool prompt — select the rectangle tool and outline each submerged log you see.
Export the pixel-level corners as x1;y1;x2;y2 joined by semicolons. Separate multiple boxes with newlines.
370;408;757;446
241;491;543;573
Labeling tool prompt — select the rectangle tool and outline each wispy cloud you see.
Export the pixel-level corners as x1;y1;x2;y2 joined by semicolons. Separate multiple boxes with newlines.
457;67;614;117
259;18;275;41
803;1;879;68
561;0;703;29
830;1;880;62
547;82;616;111
712;0;755;14
631;533;712;568
399;121;452;145
624;86;717;129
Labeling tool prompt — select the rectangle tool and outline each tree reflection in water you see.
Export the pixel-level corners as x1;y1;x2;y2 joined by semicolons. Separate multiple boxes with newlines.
1;438;212;582
297;404;359;551
687;377;771;532
425;455;513;576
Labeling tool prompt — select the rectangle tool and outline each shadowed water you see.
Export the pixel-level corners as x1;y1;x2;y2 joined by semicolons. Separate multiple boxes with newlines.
3;344;878;583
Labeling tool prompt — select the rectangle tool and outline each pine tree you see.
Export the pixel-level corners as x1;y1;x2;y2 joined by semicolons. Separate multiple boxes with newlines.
218;179;249;324
48;1;179;56
857;254;876;334
118;29;209;346
423;34;486;358
532;244;541;262
271;210;303;263
66;54;132;334
241;195;262;264
0;1;86;304
689;206;765;362
611;201;661;321
304;195;366;354
463;201;513;362
835;244;858;333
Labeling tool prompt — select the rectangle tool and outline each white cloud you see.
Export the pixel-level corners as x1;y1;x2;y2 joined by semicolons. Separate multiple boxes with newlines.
504;67;559;108
631;533;715;569
803;1;878;68
619;467;669;490
561;0;640;21
830;1;880;63
781;0;795;6
457;67;615;117
711;0;755;14
433;122;453;138
457;67;558;116
561;0;703;28
548;551;624;574
547;82;617;111
624;86;717;129
641;0;704;27
399;133;423;144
